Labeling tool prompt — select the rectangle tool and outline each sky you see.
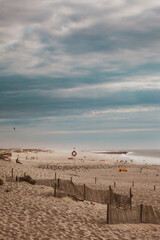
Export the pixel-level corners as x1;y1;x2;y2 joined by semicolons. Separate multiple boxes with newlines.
1;0;160;150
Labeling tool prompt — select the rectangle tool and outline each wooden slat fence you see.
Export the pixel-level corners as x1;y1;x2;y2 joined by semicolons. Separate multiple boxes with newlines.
108;204;160;224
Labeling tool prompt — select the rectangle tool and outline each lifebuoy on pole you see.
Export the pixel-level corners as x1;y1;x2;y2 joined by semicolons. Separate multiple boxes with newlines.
72;151;77;157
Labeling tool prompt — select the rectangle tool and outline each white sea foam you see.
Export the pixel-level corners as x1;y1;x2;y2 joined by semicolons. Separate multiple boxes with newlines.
126;152;134;155
123;153;160;165
91;149;160;165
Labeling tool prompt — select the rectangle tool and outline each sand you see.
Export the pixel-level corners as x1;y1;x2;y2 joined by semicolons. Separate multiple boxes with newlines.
0;150;160;239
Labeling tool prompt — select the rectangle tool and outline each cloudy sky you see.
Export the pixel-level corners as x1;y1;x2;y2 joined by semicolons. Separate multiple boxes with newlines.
1;0;160;150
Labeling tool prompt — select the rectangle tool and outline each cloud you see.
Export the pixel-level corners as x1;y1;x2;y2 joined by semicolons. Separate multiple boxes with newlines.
88;106;160;116
1;1;160;149
1;72;160;120
1;0;160;77
47;128;160;134
29;75;160;101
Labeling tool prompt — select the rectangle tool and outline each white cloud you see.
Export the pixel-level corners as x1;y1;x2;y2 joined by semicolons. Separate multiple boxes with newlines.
48;128;160;134
1;0;160;76
35;74;160;99
89;106;160;116
3;73;160;99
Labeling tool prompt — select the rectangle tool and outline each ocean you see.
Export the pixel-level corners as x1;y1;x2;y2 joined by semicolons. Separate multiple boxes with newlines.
93;149;160;165
123;149;160;165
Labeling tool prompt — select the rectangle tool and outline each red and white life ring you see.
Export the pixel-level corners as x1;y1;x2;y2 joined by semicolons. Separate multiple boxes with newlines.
72;151;77;157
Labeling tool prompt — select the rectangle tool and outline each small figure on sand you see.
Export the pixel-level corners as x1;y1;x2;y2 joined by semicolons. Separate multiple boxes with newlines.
16;158;22;164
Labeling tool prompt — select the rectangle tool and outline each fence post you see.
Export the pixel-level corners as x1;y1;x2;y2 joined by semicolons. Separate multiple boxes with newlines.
154;185;156;191
54;183;57;197
58;178;60;189
109;185;112;204
11;168;13;178
106;203;110;224
84;184;86;200
130;188;132;208
140;204;143;223
55;172;57;181
95;177;97;184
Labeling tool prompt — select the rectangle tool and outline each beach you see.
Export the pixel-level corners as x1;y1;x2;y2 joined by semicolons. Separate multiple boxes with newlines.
0;149;160;239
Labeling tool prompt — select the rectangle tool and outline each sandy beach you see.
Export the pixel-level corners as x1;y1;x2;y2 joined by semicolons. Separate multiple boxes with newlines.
0;150;160;239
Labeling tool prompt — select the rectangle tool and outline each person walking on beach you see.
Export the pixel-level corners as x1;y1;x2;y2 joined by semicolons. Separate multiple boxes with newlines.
16;158;22;164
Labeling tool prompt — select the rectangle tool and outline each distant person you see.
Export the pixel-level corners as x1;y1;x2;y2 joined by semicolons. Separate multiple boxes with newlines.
16;158;22;164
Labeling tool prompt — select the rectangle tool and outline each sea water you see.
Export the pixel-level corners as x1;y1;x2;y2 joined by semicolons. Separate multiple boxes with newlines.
93;149;160;165
122;149;160;165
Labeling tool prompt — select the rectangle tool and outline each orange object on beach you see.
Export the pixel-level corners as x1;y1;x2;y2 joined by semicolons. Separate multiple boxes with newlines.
100;160;105;162
119;168;127;172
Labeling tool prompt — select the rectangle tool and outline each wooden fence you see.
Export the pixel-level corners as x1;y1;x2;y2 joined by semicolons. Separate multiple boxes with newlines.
6;173;160;225
35;178;131;208
107;204;160;224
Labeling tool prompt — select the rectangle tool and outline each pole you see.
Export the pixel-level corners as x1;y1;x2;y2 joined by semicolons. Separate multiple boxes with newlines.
130;188;132;208
109;185;112;204
107;203;110;224
140;204;143;223
84;184;86;200
58;178;60;189
54;183;57;197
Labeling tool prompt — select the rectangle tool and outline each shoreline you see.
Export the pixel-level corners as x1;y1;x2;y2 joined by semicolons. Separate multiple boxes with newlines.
92;151;128;155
